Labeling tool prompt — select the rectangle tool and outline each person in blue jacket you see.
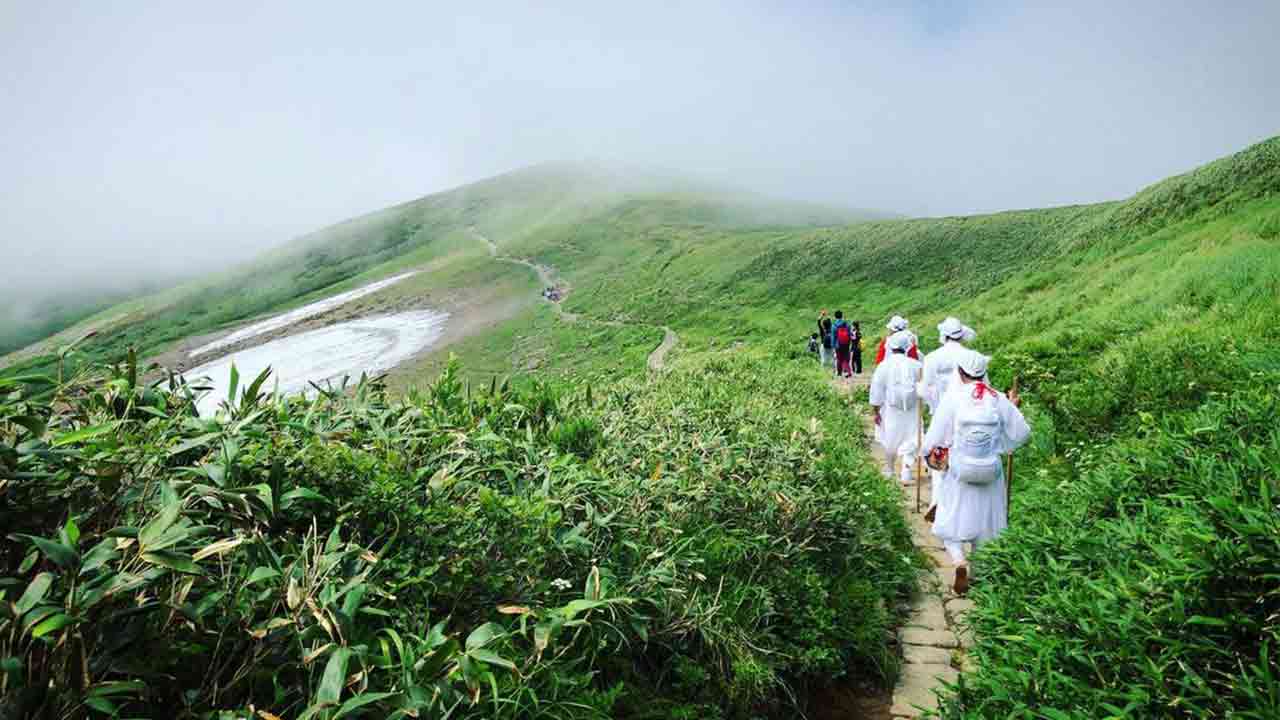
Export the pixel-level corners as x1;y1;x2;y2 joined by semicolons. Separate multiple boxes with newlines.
830;310;855;378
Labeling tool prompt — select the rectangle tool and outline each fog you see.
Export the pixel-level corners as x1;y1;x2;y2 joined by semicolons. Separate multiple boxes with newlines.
2;1;1278;301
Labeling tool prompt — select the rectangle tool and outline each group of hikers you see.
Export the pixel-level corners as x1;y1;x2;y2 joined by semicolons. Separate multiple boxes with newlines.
817;311;1032;595
812;310;864;376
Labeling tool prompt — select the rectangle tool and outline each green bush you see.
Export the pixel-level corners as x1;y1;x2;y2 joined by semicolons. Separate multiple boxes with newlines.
0;350;914;718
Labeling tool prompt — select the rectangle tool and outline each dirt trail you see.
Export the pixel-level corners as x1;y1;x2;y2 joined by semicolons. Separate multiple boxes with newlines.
467;226;685;370
647;326;678;371
832;372;974;719
467;227;580;322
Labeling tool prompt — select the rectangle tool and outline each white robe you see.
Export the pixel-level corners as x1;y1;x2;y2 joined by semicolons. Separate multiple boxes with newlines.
920;340;969;414
922;383;1031;545
869;353;923;471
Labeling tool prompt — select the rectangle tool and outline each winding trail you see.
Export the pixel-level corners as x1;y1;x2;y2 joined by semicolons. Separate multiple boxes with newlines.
467;227;580;322
832;373;974;719
647;326;679;371
467;226;679;370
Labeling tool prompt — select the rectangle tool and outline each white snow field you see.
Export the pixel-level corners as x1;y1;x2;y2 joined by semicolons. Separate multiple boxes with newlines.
181;309;448;415
190;271;420;357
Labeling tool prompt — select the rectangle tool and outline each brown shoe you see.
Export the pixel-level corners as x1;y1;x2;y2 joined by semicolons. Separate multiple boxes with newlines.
924;504;937;523
953;564;969;596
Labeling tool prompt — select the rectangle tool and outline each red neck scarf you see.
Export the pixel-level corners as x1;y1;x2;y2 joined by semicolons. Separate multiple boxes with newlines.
971;382;999;400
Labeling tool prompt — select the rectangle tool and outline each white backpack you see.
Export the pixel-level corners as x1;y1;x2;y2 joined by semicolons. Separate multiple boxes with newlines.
885;360;919;411
933;357;958;399
951;394;1003;485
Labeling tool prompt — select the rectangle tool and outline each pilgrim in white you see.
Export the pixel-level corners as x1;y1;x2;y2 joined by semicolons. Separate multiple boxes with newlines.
921;348;1030;595
869;330;924;485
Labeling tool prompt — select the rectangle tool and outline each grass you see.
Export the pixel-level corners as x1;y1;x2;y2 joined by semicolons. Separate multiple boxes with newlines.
2;135;1279;717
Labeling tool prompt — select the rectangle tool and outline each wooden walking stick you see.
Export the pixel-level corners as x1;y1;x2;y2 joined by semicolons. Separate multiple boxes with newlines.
1006;375;1019;508
915;395;923;514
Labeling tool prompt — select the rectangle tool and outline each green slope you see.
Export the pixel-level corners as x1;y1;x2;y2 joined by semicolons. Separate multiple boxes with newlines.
415;136;1280;716
0;163;877;378
1;137;1278;718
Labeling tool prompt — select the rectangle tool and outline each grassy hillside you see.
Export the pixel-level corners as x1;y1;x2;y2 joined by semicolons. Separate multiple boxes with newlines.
2;136;1279;718
0;163;874;380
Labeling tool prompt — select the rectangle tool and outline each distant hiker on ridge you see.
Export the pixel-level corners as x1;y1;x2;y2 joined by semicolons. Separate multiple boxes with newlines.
851;321;864;375
921;349;1030;595
920;316;977;520
831;310;855;379
869;330;923;485
817;311;834;369
875;315;919;364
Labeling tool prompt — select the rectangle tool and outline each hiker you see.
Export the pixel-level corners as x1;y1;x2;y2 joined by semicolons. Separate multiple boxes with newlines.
869;330;923;485
831;311;855;378
919;317;977;521
921;317;977;413
874;315;920;364
921;349;1030;595
817;311;833;368
851;321;864;374
807;333;820;357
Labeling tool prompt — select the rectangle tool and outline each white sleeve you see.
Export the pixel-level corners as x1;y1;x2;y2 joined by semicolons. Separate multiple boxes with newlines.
920;355;938;408
921;390;956;455
999;396;1032;452
869;365;887;406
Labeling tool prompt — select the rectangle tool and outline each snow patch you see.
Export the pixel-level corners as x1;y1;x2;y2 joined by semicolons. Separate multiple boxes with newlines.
180;309;448;415
191;271;420;357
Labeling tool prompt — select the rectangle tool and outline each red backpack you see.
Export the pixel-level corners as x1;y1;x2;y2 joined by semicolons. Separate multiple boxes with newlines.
835;324;852;348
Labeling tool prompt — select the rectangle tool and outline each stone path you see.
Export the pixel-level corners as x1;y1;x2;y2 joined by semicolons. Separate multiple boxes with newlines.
832;372;973;718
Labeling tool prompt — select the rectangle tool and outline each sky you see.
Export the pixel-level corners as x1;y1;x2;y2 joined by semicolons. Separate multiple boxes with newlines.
2;0;1278;299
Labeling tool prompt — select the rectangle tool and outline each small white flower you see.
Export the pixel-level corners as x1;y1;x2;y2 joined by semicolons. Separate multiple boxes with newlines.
551;578;573;591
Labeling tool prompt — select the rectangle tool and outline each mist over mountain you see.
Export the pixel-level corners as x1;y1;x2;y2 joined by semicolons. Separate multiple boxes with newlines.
3;1;1278;331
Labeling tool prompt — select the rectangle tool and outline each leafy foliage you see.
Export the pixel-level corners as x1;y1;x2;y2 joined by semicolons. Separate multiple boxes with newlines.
0;347;914;718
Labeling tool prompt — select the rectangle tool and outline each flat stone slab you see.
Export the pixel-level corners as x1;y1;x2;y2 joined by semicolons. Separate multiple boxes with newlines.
901;627;959;648
924;548;951;568
902;643;953;665
891;665;959;717
946;598;975;622
906;603;948;631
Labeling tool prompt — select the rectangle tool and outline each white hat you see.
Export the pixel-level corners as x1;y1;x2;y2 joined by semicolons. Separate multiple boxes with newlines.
958;349;990;378
938;317;976;342
887;330;912;351
886;315;909;331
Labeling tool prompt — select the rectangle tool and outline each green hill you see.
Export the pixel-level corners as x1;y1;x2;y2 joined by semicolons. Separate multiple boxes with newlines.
1;137;1278;718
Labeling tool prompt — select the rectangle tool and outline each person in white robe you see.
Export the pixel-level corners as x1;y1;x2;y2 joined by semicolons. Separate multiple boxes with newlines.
921;317;976;414
918;317;977;520
875;315;920;365
921;349;1030;595
869;331;923;485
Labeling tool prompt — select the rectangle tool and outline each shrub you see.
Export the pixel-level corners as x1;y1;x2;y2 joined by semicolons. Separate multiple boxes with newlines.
1;350;914;718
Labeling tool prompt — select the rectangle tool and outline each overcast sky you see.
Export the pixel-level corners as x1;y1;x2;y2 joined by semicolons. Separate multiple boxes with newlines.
2;1;1278;296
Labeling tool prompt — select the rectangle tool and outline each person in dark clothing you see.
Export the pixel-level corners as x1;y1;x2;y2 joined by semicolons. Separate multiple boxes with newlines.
831;310;854;378
851;321;864;374
817;311;834;369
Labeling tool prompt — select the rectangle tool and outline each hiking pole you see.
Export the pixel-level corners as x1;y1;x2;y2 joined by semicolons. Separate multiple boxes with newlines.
1006;375;1019;509
915;397;923;514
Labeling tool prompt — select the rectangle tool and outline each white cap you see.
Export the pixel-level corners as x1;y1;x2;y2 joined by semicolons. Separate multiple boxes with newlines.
886;315;909;331
887;330;912;351
938;317;976;342
958;349;990;378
